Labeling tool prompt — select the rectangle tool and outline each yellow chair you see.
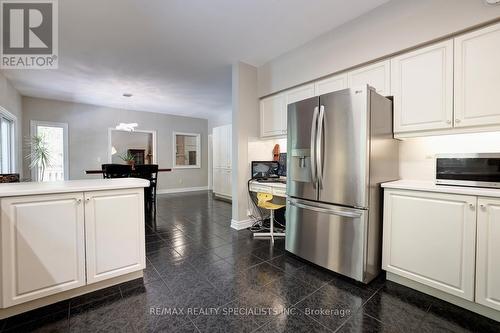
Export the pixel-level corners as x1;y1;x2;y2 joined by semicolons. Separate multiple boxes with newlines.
254;192;285;242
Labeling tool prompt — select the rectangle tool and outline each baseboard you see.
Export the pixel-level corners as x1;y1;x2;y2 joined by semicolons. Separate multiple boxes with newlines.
387;272;500;322
157;186;209;194
231;218;254;230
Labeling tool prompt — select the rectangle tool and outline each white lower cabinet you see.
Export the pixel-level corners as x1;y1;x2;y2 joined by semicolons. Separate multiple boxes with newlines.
213;168;232;198
84;189;145;284
0;188;145;308
0;193;86;307
476;197;500;311
383;189;476;300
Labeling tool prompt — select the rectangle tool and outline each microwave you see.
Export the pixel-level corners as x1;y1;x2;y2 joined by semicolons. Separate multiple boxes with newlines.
436;153;500;189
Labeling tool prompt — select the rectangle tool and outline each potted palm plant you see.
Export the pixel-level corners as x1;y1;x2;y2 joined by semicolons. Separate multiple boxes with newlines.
119;151;136;167
25;135;51;182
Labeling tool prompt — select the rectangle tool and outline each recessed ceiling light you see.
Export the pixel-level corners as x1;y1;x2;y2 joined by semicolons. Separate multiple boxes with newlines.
122;93;133;97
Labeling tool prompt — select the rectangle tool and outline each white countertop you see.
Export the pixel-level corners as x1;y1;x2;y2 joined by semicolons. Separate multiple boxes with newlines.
0;178;150;198
382;180;500;197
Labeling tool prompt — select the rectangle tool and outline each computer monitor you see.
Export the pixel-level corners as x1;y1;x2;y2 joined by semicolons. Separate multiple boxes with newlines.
251;161;280;179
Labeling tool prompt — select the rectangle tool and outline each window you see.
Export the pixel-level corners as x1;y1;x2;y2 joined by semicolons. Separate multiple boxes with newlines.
30;121;68;181
173;132;201;169
0;108;16;174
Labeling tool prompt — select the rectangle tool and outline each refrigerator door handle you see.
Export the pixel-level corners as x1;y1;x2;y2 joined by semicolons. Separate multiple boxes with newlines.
310;106;319;188
288;199;363;219
317;105;325;189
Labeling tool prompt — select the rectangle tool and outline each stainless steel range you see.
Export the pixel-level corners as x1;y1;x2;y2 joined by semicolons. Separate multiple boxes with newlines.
285;85;399;283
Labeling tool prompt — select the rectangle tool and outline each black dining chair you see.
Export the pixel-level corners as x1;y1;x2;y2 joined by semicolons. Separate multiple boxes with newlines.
101;164;132;179
133;164;159;226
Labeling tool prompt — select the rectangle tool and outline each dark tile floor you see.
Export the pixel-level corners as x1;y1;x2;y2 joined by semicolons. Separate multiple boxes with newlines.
2;191;500;332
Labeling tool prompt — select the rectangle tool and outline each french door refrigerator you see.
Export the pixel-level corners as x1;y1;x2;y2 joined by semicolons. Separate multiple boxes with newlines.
285;85;398;283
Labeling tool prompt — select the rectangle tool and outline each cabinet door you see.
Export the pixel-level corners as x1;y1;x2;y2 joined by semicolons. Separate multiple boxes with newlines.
224;169;232;198
212;126;221;168
382;189;476;300
314;73;347;96
1;193;85;307
213;168;221;195
260;94;286;137
225;125;232;169
286;84;315;105
219;127;228;169
348;60;390;96
476;197;500;311
391;40;454;134
84;189;145;284
455;23;500;128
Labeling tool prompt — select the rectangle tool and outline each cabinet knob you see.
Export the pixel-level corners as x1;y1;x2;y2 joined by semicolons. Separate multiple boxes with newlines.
76;198;82;204
446;120;451;124
469;203;475;210
480;204;486;209
455;119;461;123
85;198;91;202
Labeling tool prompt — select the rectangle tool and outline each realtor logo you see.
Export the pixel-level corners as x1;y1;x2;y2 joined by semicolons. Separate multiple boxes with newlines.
0;0;58;69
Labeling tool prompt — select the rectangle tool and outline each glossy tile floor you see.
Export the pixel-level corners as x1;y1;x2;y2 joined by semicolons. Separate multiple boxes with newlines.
2;191;500;332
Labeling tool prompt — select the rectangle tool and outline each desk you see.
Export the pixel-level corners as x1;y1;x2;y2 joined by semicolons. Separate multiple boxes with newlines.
249;179;286;197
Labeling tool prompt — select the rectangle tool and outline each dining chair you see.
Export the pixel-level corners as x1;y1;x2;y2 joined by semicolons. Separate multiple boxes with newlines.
133;164;159;227
101;164;132;179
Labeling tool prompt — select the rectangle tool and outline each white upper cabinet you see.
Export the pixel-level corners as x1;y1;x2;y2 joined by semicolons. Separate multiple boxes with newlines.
454;23;500;128
260;93;286;137
476;197;500;311
348;60;390;96
314;73;348;96
391;40;454;134
383;189;477;301
1;193;86;307
286;83;315;105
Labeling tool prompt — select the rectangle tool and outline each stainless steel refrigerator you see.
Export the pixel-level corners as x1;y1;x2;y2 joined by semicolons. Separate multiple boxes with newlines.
285;85;398;283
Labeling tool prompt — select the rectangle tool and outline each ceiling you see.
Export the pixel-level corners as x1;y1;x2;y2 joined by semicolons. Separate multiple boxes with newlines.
2;0;389;120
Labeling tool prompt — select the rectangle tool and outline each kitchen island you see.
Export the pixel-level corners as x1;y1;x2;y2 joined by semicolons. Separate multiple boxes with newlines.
0;178;149;319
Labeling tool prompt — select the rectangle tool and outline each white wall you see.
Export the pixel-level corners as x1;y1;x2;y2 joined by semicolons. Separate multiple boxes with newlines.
231;62;259;226
208;112;232;132
0;72;23;176
248;137;286;163
258;0;500;96
22;96;208;192
399;132;500;181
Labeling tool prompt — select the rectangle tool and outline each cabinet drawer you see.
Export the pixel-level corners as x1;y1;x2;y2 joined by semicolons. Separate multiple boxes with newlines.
272;187;286;197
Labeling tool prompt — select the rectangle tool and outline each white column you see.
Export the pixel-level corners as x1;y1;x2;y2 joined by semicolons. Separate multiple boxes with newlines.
231;62;259;229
